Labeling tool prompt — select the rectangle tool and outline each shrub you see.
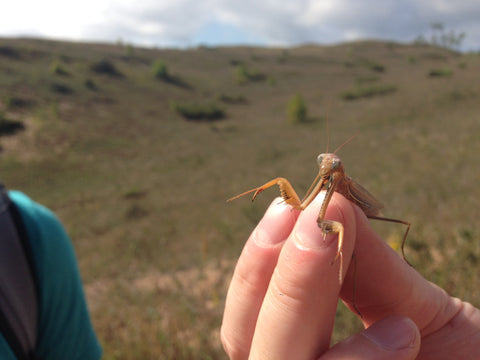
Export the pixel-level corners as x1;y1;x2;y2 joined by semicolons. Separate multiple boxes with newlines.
50;82;73;95
229;59;243;66
151;61;190;88
267;76;277;87
355;74;380;85
0;113;25;136
90;59;122;77
152;60;169;80
4;96;32;109
340;84;397;100
428;68;453;78
234;64;265;84
362;59;385;73
49;61;69;76
0;46;19;59
287;94;307;124
84;78;98;90
218;94;246;104
170;102;225;121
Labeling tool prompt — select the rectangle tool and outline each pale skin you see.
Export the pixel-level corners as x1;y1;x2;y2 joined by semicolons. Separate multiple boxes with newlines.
221;192;480;359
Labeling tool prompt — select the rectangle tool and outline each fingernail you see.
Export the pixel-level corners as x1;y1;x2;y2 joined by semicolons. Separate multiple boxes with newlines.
294;214;337;250
294;227;337;251
364;316;418;350
293;196;338;251
254;200;295;247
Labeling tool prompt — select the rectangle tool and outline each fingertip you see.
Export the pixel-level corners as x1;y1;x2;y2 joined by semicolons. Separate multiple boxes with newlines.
363;316;420;351
253;197;299;247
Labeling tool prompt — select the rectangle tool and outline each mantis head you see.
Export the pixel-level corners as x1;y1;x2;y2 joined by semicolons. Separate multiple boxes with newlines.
317;153;344;178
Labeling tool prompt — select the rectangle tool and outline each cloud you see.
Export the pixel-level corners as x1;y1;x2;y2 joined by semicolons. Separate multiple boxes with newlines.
2;0;480;50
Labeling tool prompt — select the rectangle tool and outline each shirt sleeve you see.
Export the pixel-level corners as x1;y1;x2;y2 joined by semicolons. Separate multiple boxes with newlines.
9;191;102;360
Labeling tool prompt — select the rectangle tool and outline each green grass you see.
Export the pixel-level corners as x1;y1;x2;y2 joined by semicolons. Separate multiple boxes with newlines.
1;38;480;359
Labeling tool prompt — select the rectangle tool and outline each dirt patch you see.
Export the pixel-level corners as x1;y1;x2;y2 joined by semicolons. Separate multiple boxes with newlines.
133;259;233;309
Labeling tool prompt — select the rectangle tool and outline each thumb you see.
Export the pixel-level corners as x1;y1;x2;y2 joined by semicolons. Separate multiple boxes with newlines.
320;315;420;360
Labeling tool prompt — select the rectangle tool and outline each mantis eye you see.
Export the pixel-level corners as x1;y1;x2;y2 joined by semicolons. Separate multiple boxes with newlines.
331;159;341;170
317;154;324;164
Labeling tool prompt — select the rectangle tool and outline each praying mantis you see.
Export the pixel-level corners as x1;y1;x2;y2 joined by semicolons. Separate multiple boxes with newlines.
227;149;411;285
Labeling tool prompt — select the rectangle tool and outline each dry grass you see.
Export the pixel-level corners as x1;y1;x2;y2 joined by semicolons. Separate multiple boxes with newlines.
1;38;480;358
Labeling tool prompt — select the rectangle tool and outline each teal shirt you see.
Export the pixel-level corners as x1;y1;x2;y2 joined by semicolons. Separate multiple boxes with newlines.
0;191;102;360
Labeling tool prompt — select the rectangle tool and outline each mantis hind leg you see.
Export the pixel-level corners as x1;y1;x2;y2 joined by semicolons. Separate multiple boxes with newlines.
367;215;412;266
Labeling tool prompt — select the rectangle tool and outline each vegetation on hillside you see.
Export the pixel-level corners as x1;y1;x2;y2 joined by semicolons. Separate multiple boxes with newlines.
1;37;480;359
287;93;308;123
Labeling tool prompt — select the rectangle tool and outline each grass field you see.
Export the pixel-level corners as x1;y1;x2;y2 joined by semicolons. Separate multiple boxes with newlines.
1;37;480;359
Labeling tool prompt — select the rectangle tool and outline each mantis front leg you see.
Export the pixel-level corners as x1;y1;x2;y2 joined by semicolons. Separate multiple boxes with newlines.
315;173;345;283
228;176;345;283
318;219;344;283
227;177;303;209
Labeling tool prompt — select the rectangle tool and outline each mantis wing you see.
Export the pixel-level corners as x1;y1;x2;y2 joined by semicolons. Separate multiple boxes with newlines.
346;178;384;217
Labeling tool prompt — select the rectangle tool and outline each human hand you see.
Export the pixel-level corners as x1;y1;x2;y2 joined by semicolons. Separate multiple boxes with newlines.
221;192;480;359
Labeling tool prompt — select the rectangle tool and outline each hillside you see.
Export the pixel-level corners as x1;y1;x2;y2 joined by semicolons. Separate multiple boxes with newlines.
1;37;480;359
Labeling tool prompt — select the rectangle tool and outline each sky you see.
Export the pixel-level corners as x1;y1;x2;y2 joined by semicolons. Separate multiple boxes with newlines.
1;0;480;51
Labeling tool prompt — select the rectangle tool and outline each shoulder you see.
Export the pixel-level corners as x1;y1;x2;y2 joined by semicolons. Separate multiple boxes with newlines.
8;190;77;271
8;190;68;243
8;191;102;359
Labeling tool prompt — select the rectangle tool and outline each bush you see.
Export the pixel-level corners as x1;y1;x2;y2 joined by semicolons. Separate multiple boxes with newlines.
84;78;98;90
340;84;397;100
152;60;169;80
49;61;69;76
90;59;122;77
287;94;307;124
234;64;265;84
4;96;32;109
0;46;19;59
218;94;246;104
50;82;73;95
170;102;225;121
428;68;453;78
0;113;25;136
152;61;190;88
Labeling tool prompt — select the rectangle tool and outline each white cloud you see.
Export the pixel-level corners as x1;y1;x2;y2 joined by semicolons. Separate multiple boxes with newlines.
1;0;109;39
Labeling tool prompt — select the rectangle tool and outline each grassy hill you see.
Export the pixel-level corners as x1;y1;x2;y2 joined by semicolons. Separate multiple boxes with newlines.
1;37;480;359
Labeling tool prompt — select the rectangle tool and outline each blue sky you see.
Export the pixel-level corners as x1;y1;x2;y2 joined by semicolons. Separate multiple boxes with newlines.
192;22;265;47
1;0;479;51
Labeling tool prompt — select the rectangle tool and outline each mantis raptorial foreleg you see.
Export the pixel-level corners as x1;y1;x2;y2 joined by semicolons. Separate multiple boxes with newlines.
228;177;302;208
228;175;346;283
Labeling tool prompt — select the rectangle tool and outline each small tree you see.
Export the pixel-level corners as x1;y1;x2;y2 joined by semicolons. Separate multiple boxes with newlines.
235;64;250;84
152;60;169;80
428;22;466;51
287;94;307;124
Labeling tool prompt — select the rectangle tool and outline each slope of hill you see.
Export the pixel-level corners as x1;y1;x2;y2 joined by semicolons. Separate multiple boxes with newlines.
1;37;480;358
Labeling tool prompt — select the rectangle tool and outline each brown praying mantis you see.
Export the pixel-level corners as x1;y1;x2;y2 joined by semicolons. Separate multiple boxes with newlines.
227;150;411;285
